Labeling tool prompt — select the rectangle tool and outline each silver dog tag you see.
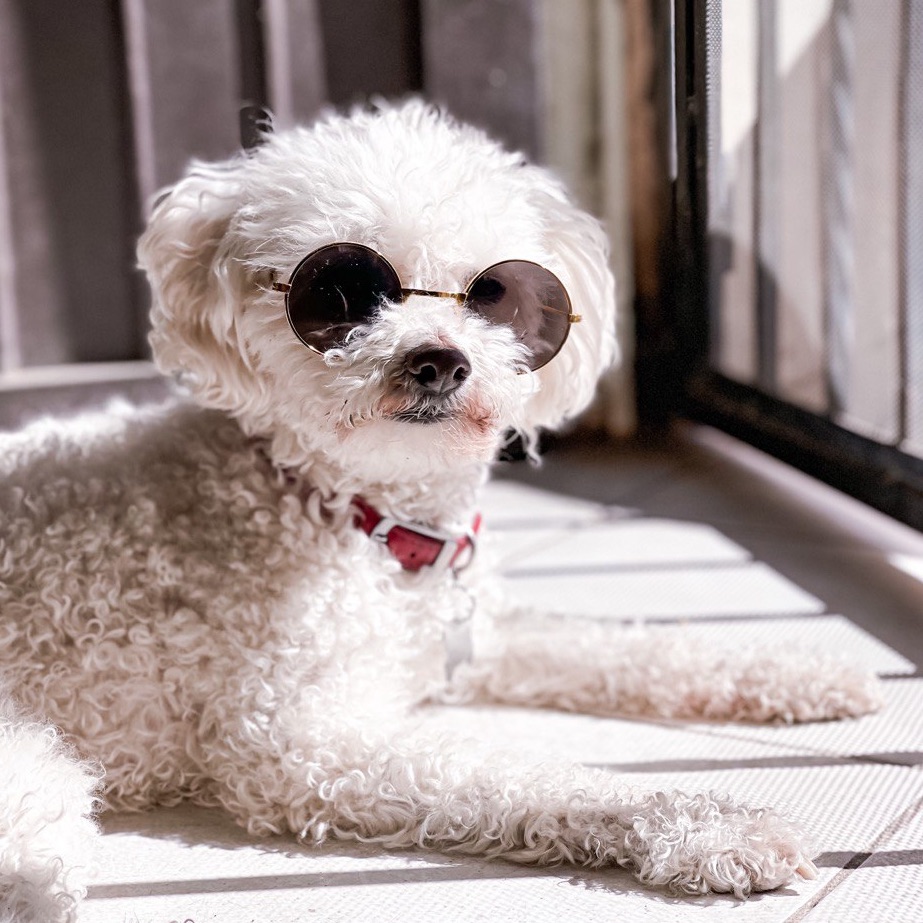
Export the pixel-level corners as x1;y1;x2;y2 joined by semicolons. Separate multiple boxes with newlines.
443;617;473;680
443;583;476;680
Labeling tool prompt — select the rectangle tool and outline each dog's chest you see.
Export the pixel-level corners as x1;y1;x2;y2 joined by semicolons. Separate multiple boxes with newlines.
0;404;458;739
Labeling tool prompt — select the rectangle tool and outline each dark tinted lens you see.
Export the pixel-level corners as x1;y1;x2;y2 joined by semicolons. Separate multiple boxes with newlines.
466;261;572;370
286;244;402;351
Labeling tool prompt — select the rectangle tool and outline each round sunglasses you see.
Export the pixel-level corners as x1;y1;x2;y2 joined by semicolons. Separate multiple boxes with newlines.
270;243;581;371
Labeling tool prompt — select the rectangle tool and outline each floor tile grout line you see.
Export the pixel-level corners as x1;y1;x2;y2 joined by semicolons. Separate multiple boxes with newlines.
496;611;834;627
487;498;915;557
625;711;923;763
85;863;545;901
494;464;923;555
881;669;923;680
501;558;758;578
783;794;923;922
586;752;923;773
816;847;923;869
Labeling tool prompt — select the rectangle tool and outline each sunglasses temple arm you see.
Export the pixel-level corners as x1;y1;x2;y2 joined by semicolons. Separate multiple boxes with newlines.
540;304;582;322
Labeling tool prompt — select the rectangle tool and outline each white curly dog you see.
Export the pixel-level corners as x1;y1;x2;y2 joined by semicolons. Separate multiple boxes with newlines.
0;101;881;921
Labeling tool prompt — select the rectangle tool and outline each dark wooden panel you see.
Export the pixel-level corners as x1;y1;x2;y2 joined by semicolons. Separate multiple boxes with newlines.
422;0;540;159
319;0;421;106
122;0;240;201
263;0;326;125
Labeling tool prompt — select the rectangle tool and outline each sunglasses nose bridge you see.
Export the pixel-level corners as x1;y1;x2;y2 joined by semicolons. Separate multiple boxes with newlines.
400;287;466;304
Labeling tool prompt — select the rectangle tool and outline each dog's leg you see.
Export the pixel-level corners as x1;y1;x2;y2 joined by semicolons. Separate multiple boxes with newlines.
449;615;883;723
0;696;101;923
213;723;816;899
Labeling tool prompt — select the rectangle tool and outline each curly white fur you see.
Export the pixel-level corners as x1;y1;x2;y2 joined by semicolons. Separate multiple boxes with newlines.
0;101;881;918
0;693;100;923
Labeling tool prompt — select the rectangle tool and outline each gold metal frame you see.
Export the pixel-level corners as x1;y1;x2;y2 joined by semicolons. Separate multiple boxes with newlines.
271;243;581;369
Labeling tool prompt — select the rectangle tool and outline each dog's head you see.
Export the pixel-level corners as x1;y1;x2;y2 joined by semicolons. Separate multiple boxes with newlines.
139;102;617;484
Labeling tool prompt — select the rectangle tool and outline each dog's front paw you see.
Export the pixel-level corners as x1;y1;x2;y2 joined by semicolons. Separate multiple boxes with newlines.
625;791;816;898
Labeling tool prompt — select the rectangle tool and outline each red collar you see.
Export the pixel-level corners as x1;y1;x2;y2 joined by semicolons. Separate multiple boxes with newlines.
353;497;481;574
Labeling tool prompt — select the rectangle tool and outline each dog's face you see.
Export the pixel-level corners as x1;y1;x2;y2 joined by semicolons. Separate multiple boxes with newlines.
139;103;617;484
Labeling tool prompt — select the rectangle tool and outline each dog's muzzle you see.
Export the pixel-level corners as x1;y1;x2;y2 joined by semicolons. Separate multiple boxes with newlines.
390;346;471;424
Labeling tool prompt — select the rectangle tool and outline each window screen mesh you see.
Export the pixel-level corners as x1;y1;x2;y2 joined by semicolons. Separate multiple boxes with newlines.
705;0;922;458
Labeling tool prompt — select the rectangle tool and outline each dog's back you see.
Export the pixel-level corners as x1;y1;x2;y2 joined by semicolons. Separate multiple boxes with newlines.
0;397;441;808
0;400;260;807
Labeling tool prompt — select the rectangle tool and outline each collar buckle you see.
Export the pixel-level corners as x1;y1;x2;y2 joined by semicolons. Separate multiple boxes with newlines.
368;515;477;574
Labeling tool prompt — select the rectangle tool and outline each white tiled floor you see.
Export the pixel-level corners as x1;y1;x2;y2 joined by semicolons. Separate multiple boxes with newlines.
82;424;923;922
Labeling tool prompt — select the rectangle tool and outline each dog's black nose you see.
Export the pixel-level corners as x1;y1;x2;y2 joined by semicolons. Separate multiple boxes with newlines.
405;347;471;395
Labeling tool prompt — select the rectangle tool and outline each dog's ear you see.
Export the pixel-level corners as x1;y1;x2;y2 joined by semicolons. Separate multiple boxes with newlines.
138;158;261;412
525;188;619;432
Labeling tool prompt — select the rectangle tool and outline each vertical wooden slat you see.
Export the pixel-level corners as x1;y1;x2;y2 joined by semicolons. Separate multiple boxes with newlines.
122;0;240;204
902;0;923;456
262;0;326;127
422;0;542;160
0;5;21;373
0;0;139;368
594;0;636;434
539;0;597;206
772;0;829;412
235;0;269;110
754;0;779;395
839;1;901;442
713;0;759;384
625;0;680;426
0;0;72;366
317;0;421;106
822;0;852;418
